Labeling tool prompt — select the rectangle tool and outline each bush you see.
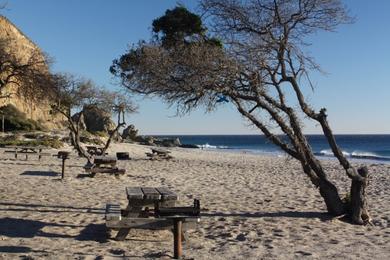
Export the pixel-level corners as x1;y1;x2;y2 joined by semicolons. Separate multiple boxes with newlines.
79;131;104;145
90;131;108;137
0;134;63;148
0;105;44;131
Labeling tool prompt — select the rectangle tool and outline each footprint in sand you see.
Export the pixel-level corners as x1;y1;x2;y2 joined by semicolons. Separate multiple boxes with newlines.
295;250;312;256
109;248;125;255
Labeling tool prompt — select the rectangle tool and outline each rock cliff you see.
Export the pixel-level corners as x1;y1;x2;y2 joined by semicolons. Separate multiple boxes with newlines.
0;15;64;129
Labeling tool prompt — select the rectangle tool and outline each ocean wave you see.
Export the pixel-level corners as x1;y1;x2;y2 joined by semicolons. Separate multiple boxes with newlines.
351;151;390;161
196;143;230;149
317;149;351;157
316;149;390;161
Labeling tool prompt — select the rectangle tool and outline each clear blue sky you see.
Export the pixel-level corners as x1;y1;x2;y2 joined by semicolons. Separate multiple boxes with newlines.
3;0;389;134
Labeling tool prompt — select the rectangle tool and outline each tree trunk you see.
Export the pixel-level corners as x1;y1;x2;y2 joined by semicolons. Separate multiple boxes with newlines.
349;166;370;224
318;178;346;216
69;125;92;164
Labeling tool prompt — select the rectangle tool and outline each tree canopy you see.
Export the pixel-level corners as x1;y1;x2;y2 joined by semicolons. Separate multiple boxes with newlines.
111;0;371;225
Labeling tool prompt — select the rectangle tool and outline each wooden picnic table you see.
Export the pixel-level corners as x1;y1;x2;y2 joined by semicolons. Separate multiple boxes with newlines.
105;186;200;259
4;145;49;160
84;156;125;177
146;148;173;160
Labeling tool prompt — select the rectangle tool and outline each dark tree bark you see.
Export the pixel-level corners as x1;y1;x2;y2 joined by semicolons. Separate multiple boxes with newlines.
350;167;370;224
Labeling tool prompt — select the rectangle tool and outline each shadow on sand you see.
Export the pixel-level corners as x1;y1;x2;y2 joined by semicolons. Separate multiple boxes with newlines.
0;158;81;168
0;202;104;215
20;170;60;177
0;217;77;239
202;210;333;221
0;217;108;243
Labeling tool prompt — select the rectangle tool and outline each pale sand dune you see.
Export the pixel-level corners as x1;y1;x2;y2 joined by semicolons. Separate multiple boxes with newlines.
0;143;389;259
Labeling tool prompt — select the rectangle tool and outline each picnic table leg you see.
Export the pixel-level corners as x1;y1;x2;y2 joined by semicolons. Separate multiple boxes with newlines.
173;218;183;259
115;205;143;240
115;228;130;241
15;151;17;159
38;149;42;160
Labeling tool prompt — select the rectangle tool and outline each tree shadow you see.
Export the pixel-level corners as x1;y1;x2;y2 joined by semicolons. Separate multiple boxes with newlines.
75;223;108;243
76;173;94;178
0;202;104;215
0;158;82;168
0;217;78;238
202;210;333;221
0;217;112;244
20;170;59;177
143;251;171;259
0;246;32;253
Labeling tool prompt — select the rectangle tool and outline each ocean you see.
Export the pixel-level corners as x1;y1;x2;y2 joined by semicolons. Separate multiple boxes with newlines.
154;135;390;163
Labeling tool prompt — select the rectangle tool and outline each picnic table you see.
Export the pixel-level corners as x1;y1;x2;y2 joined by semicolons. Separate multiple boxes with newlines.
105;186;200;259
4;146;49;160
146;148;173;160
84;156;125;177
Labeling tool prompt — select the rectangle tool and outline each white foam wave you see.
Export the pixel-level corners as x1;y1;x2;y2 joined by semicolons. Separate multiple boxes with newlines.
196;143;230;149
351;151;378;158
197;143;218;149
318;149;350;157
317;149;390;161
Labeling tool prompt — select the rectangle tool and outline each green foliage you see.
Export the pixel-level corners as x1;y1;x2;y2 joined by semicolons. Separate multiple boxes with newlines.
151;6;221;48
0;104;44;131
152;6;205;46
0;134;63;148
90;131;108;137
79;130;104;145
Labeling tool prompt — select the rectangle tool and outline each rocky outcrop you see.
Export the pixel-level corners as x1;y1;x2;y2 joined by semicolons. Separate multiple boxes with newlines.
156;138;181;147
82;105;116;133
0;16;65;129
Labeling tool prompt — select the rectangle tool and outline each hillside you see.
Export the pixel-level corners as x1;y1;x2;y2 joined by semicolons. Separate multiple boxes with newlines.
0;15;64;130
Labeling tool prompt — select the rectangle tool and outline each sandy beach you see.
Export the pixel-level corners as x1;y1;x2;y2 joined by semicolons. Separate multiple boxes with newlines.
0;143;389;259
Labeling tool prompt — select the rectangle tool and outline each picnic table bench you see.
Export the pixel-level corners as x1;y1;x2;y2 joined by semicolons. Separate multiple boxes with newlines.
146;148;173;160
4;146;50;160
106;187;200;259
84;156;125;177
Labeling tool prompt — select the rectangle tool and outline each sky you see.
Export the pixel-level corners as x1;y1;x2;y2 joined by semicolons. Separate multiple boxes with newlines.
2;0;389;135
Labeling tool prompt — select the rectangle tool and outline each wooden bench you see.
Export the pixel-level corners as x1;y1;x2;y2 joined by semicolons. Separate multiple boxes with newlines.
105;187;200;259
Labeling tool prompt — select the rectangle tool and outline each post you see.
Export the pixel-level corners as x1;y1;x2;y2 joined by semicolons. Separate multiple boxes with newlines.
38;149;42;160
61;157;66;179
173;218;183;259
1;114;4;133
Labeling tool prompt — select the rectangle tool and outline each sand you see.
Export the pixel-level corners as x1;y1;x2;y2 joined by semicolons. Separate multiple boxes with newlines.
0;142;389;259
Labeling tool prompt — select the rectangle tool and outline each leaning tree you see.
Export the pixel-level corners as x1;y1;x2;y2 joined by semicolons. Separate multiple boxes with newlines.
50;73;136;163
110;1;371;224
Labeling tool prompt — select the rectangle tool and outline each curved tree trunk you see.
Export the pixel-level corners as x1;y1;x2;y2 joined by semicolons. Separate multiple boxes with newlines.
318;178;346;216
350;166;371;224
